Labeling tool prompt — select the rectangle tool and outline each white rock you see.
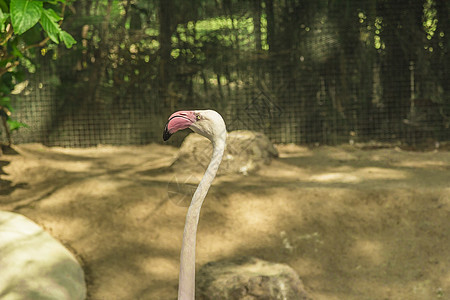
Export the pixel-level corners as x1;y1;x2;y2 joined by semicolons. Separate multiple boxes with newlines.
0;211;86;300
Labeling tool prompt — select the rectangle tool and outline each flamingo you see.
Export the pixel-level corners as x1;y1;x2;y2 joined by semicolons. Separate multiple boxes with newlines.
163;109;227;300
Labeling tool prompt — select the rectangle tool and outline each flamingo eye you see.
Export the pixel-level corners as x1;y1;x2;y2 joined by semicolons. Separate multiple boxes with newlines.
196;115;201;121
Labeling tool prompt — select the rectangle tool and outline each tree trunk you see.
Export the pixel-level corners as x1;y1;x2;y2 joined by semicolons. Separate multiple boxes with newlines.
253;0;262;51
158;0;173;106
265;0;275;54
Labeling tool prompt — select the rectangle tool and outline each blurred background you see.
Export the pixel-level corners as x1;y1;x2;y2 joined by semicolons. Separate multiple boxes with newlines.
5;0;450;148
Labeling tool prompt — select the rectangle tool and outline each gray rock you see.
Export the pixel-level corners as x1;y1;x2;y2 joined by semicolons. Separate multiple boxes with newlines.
196;257;312;300
0;211;86;300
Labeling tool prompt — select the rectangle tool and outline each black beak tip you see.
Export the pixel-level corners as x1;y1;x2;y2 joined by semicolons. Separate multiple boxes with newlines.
163;124;172;141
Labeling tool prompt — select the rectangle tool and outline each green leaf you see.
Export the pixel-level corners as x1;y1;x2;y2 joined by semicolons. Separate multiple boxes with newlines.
0;10;9;26
43;7;62;22
10;0;43;35
0;58;10;68
7;119;29;131
0;96;10;107
0;0;9;14
40;8;61;44
59;30;76;48
11;42;23;58
0;72;15;93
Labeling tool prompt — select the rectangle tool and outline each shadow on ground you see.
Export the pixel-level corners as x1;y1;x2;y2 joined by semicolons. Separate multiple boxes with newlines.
0;143;449;299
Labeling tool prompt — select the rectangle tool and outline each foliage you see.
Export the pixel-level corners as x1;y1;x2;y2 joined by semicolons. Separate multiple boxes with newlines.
0;0;75;145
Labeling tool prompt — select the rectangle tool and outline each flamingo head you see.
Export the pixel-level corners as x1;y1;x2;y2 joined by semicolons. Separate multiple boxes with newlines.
163;109;226;144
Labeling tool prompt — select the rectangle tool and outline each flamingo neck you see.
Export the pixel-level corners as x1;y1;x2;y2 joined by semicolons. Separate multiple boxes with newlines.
178;137;226;300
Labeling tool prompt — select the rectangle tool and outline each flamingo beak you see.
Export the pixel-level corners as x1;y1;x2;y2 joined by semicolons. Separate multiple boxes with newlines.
163;111;197;141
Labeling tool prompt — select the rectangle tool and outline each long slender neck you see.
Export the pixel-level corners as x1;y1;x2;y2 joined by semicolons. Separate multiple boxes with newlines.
178;138;226;300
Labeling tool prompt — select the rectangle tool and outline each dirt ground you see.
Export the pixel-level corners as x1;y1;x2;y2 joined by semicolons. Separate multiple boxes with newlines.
1;143;449;300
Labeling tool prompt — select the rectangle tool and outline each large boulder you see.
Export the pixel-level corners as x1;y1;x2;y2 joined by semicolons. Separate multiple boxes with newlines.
0;211;86;300
172;130;278;175
196;257;312;300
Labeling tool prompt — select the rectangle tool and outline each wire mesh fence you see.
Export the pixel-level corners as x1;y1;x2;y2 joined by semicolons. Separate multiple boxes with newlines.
5;0;449;148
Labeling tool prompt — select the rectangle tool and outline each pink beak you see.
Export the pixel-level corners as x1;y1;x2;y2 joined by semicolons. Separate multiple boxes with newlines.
163;111;196;141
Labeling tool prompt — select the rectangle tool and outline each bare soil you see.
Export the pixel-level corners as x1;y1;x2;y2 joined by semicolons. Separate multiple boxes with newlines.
1;143;449;300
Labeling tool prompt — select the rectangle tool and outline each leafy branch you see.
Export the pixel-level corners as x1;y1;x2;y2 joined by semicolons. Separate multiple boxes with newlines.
0;0;76;146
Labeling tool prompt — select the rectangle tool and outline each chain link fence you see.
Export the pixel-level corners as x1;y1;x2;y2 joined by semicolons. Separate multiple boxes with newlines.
6;0;449;148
